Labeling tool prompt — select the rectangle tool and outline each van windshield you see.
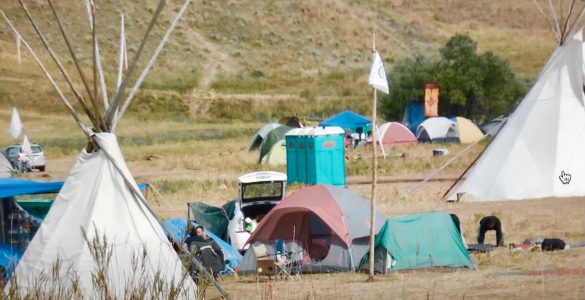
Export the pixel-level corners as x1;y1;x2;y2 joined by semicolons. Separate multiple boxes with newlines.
241;181;283;203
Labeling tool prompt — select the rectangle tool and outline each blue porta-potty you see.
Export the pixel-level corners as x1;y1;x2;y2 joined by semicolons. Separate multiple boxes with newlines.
285;126;346;186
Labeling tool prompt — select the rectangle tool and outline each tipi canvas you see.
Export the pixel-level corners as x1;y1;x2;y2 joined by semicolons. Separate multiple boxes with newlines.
11;133;195;297
449;29;585;201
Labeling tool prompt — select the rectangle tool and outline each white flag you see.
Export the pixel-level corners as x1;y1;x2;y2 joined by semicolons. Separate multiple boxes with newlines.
368;51;389;94
10;107;23;139
22;135;33;158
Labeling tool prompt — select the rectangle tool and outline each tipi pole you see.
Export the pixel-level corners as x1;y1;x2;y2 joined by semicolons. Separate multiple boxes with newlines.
116;14;126;91
441;144;489;199
368;31;378;280
112;0;192;132
104;0;167;129
86;0;110;111
47;0;97;112
17;0;104;131
0;9;90;137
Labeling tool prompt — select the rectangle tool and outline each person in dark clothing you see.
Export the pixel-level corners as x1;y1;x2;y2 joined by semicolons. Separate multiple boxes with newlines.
477;216;505;246
186;226;225;280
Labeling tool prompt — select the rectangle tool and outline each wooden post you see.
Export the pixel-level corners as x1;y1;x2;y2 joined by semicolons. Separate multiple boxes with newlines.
368;31;378;281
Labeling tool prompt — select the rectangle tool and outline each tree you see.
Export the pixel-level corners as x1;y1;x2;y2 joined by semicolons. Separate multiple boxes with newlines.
381;34;526;123
380;54;439;121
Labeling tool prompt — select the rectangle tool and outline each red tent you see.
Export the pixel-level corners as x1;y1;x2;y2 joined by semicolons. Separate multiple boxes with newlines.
377;122;417;145
239;185;386;273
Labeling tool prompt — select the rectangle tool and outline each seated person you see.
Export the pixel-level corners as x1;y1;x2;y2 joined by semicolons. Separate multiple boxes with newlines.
185;226;225;280
477;216;505;247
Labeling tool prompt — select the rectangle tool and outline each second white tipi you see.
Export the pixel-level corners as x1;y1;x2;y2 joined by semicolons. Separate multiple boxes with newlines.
449;27;585;201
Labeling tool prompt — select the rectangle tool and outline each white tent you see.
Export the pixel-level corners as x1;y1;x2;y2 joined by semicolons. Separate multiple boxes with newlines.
12;134;194;297
449;29;585;201
1;1;197;298
415;117;457;142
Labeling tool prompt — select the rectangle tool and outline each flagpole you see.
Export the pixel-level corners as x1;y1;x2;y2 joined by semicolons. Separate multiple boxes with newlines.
368;31;378;281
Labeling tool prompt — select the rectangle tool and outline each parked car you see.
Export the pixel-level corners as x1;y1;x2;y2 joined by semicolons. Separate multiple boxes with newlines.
5;143;46;172
226;171;287;252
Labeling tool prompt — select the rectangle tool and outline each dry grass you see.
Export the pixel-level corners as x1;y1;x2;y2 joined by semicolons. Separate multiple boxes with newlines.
0;0;556;110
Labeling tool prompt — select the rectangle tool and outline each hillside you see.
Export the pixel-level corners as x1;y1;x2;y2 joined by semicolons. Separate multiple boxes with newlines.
0;0;555;117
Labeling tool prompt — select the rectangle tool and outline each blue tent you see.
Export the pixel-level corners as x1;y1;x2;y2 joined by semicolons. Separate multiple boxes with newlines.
320;111;371;133
162;218;243;273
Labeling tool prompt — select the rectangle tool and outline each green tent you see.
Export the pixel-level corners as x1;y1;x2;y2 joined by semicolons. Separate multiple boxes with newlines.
361;212;475;273
187;202;230;240
258;126;291;163
17;198;54;220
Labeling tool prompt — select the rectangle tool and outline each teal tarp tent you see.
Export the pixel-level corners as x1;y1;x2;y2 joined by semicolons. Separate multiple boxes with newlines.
320;111;371;133
361;212;475;273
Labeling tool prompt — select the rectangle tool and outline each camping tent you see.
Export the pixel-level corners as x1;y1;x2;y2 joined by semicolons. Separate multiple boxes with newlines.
248;123;281;151
449;29;585;201
360;212;475;273
377;122;417;145
279;116;303;128
0;153;13;178
453;117;484;144
320;111;371;133
5;1;196;297
261;139;286;165
238;185;386;273
162;218;243;273
0;178;64;272
480;116;508;136
415;117;457;142
258;126;291;163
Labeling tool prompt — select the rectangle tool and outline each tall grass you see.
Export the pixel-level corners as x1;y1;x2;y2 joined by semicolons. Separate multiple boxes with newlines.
6;227;195;299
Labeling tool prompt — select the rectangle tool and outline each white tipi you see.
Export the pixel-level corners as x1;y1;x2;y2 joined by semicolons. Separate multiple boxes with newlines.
449;15;585;201
1;1;196;298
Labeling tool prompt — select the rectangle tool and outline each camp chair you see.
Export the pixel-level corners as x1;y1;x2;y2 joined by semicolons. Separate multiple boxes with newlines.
274;240;303;279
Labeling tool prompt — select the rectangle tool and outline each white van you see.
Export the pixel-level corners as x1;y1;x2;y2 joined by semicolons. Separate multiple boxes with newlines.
226;171;287;252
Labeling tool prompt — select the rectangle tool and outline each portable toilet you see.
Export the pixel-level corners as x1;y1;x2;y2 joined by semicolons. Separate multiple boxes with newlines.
286;126;346;186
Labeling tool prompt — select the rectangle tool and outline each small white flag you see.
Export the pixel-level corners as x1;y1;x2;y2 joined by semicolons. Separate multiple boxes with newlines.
10;107;23;139
22;135;33;158
368;51;389;94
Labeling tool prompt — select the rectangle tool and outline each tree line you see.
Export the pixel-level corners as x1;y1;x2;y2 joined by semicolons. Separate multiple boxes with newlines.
380;34;531;123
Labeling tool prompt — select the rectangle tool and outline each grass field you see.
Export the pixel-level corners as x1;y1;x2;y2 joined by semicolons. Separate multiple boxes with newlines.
1;108;583;299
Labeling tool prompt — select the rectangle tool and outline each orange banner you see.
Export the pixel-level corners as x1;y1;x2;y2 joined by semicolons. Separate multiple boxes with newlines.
424;83;439;117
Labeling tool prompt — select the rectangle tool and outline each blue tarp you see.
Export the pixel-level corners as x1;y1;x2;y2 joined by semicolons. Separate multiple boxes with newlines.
320;111;371;133
403;101;425;134
0;178;147;199
0;178;63;198
162;218;243;273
